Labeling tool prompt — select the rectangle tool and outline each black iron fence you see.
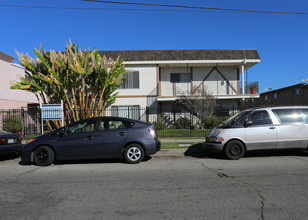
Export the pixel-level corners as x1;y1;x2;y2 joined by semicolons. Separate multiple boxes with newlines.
0;108;41;140
0;106;236;140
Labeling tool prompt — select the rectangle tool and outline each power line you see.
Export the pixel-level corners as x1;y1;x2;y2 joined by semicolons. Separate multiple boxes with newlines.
0;4;196;12
83;0;308;15
0;2;307;15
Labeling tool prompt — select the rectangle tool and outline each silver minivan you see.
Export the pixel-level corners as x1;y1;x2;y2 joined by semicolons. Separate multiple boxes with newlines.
203;106;308;159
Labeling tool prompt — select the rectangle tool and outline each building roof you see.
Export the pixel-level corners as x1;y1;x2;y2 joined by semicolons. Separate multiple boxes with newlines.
262;83;307;95
0;51;15;63
98;49;260;62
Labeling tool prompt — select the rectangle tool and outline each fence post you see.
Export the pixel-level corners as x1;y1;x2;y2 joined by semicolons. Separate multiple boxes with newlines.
189;112;192;137
146;107;149;123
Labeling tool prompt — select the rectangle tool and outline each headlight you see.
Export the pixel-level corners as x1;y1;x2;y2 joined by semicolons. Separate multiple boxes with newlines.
207;137;224;143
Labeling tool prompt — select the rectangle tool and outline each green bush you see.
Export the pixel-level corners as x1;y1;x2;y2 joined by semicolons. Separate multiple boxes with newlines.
202;115;226;129
174;117;191;129
153;114;167;130
3;116;24;133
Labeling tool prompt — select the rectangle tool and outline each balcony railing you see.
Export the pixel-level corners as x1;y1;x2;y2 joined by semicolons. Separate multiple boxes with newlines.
172;81;259;97
242;81;259;95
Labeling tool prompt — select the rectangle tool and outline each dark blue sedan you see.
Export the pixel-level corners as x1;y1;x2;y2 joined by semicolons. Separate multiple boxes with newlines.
22;117;160;166
0;130;23;157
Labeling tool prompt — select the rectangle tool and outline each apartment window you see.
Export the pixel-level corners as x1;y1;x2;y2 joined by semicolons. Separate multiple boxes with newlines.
111;105;140;120
273;93;277;99
119;71;139;89
25;74;32;81
170;73;190;83
293;88;300;95
264;95;268;100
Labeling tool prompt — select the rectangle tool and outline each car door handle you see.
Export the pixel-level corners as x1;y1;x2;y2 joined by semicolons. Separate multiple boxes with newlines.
269;126;276;129
86;136;94;140
118;132;126;136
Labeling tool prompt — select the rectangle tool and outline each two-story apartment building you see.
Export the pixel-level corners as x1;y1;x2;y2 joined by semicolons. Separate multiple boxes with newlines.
99;49;261;121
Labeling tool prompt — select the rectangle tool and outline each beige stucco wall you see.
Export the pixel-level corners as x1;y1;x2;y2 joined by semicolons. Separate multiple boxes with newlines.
116;65;158;96
192;66;238;95
0;59;37;109
160;66;239;97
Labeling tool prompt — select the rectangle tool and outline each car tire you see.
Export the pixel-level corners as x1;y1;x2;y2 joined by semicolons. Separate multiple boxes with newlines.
224;140;245;160
33;145;55;166
124;144;145;164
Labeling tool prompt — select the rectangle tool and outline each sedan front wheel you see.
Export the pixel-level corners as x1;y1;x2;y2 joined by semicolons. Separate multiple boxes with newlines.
33;145;55;166
124;144;145;164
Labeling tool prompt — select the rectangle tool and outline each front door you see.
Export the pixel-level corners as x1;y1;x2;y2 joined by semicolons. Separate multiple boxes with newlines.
244;110;278;150
55;118;98;160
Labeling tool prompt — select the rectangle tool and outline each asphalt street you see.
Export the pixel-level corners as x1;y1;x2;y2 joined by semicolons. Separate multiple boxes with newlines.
0;150;307;220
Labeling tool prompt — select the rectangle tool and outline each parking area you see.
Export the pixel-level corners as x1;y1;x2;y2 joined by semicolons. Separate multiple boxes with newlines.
0;150;308;220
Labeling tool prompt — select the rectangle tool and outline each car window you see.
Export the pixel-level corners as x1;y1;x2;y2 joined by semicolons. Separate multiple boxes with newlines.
224;110;251;128
67;119;96;134
98;121;106;131
247;110;272;126
272;109;305;124
299;109;308;122
108;120;125;130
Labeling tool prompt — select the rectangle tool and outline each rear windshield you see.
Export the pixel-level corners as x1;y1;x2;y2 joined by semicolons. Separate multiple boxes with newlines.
272;109;305;124
0;130;8;135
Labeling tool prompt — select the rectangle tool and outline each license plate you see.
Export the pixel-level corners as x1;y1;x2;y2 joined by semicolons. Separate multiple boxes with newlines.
8;139;16;144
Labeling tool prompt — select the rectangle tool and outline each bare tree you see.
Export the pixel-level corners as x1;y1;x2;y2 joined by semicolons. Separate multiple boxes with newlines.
180;86;216;122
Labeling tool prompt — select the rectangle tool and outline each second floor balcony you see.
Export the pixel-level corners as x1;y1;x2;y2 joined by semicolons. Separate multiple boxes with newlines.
157;81;259;101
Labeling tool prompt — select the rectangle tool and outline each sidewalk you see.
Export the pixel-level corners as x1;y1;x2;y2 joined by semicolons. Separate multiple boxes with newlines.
154;138;205;157
159;138;204;143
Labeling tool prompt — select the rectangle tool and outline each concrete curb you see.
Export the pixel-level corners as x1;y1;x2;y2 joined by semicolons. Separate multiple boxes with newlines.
160;139;204;143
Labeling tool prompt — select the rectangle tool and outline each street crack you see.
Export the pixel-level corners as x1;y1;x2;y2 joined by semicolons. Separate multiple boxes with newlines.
0;167;41;184
197;161;265;220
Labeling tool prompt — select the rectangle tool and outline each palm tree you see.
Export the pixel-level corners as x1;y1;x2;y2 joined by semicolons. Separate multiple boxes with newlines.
11;40;126;129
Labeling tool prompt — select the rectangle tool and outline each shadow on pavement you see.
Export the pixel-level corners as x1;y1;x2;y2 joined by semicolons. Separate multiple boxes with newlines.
19;155;153;166
185;144;308;160
0;153;21;162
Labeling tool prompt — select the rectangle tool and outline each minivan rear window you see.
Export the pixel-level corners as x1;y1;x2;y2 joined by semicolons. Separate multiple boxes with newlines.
299;109;308;122
272;109;305;124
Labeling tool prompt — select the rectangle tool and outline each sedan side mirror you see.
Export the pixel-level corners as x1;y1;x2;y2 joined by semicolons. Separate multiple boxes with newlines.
58;127;67;137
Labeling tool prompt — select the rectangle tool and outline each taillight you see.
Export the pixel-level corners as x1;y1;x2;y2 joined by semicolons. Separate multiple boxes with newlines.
0;138;6;144
147;125;156;139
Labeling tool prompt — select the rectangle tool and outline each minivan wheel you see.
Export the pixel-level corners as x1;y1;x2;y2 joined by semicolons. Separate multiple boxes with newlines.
224;140;245;160
33;145;55;166
124;144;145;164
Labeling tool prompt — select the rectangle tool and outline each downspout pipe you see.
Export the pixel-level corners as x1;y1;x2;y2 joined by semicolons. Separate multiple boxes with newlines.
241;60;246;110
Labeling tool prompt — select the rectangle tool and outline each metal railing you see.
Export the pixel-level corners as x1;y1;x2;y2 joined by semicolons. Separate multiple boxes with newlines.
0;106;236;139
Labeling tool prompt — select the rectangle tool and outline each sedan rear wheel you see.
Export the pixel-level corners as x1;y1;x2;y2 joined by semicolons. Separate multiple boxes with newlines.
124;144;145;164
33;145;54;166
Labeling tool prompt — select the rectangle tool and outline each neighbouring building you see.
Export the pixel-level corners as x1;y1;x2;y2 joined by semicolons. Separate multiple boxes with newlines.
100;49;261;122
0;51;38;109
246;83;308;108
